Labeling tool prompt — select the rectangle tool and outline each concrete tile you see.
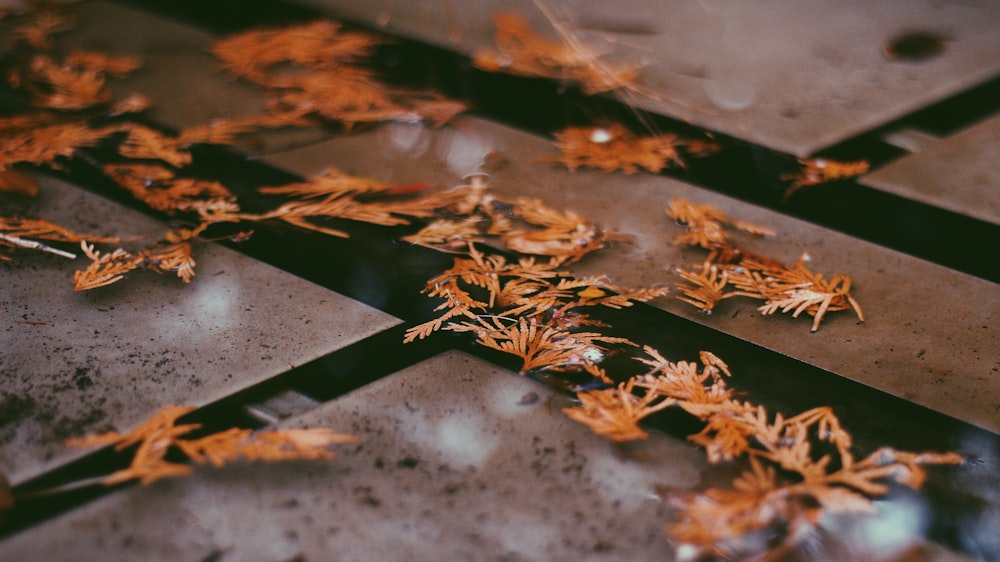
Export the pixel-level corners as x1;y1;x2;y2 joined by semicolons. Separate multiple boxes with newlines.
0;175;401;484
0;351;707;561
862;111;1000;226
302;0;1000;156
56;1;332;154
261;117;1000;433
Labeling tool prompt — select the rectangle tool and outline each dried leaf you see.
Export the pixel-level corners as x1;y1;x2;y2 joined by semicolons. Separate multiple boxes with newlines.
474;12;640;94
114;123;191;168
674;264;734;313
782;158;870;200
501;197;607;261
73;242;143;291
19;54;111;110
73;226;207;290
104;163;239;217
211;20;379;83
545;124;685;174
0;122;118;170
729;256;864;332
666;198;774;249
140;227;204;283
563;378;674;441
68;405;358;485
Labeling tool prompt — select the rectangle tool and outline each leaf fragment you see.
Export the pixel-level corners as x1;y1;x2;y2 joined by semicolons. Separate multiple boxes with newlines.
67;405;359;485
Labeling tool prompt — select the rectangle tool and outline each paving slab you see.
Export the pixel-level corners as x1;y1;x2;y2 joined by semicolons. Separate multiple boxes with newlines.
55;1;332;155
261;117;1000;433
0;175;401;484
862;111;1000;226
0;351;970;561
301;0;1000;156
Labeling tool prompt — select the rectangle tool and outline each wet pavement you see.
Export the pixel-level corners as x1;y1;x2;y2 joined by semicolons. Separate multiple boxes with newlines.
2;1;999;560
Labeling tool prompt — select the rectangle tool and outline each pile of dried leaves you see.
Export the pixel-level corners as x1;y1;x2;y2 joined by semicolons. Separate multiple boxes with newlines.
404;242;668;375
562;346;961;559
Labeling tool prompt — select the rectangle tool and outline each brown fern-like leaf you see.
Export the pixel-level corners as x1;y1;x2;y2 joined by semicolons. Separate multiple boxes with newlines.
104;163;239;217
68;405;359;485
546;124;685;174
0;122;118;170
563;378;674;441
666;198;775;249
140;227;205;283
175;427;360;467
20;54;111;110
211;20;379;83
114;123;191;168
73;242;143;291
473;12;640;95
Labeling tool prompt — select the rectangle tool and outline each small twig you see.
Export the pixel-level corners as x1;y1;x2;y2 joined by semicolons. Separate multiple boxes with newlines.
0;232;76;259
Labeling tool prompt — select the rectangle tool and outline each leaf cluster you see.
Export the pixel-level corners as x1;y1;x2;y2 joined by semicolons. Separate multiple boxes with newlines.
211;20;466;128
73;226;205;291
668;199;862;331
400;174;616;262
67;405;359;485
405;243;668;376
563;345;963;558
473;12;640;95
545;124;720;174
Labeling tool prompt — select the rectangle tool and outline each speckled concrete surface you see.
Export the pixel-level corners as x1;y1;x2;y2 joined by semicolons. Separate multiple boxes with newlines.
0;351;973;562
300;0;1000;156
0;175;401;484
862;111;1000;226
260;117;1000;434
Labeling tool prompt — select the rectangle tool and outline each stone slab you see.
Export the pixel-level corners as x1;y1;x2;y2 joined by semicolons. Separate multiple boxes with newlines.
862;111;1000;226
261;117;1000;433
0;351;969;561
301;0;1000;156
0;175;401;484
